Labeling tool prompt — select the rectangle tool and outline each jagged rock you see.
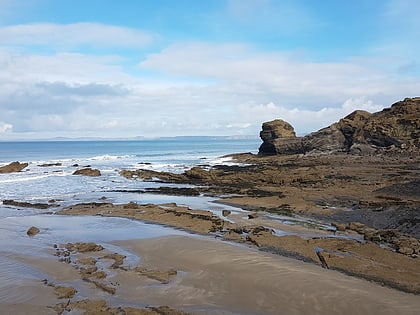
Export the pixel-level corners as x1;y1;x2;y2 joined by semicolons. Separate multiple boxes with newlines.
259;97;420;155
27;226;40;236
73;168;101;177
0;161;28;173
358;98;420;148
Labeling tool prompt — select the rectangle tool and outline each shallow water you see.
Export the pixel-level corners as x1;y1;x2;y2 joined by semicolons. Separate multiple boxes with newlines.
0;213;195;305
0;214;190;254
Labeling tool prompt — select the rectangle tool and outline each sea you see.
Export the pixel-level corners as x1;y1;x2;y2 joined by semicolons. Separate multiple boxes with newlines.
0;137;260;218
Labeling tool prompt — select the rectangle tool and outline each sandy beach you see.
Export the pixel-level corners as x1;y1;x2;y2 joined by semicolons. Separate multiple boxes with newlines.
2;230;420;315
1;187;419;315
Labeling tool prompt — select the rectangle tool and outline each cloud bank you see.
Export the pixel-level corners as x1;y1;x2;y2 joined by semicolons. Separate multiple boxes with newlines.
0;0;419;140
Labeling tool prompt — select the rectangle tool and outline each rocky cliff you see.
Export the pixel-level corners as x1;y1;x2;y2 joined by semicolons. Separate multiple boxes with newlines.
258;97;420;155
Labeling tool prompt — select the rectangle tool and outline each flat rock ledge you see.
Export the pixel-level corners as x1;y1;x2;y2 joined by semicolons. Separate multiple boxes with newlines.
59;201;420;294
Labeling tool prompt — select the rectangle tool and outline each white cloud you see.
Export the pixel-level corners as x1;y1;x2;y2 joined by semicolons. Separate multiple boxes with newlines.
140;41;420;108
0;50;136;84
0;36;419;139
0;22;155;49
0;122;13;133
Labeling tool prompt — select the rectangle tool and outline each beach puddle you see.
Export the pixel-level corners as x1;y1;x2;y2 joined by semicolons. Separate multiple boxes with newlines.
0;213;191;300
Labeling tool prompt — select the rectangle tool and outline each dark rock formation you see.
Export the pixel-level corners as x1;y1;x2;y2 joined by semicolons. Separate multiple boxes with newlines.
38;163;62;167
73;168;101;177
0;161;28;173
258;119;298;155
259;97;420;155
3;199;58;209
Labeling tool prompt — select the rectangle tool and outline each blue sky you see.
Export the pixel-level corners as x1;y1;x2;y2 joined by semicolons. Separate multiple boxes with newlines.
0;0;419;139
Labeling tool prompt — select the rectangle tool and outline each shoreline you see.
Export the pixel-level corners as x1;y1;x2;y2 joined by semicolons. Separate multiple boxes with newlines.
1;149;420;314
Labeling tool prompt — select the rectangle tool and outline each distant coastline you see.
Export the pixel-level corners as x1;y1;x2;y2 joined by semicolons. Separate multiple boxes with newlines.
0;135;259;142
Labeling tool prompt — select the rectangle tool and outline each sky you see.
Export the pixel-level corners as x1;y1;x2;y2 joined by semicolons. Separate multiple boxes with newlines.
0;0;419;139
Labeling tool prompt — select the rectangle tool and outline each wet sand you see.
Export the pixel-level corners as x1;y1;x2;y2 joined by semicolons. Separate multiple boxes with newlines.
1;234;420;315
115;235;420;315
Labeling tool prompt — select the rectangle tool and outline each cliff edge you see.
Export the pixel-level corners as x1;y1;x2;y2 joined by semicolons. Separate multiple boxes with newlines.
258;97;420;155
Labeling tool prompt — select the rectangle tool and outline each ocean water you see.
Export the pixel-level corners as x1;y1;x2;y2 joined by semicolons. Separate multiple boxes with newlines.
0;137;260;213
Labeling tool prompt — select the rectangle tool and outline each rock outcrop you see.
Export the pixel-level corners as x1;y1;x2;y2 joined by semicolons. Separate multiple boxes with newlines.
27;226;40;236
0;161;28;173
258;119;300;155
73;168;101;177
259;97;420;155
3;199;58;209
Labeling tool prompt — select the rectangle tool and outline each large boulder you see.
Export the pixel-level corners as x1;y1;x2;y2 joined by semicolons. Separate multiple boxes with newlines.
258;119;300;155
0;161;28;173
258;97;420;155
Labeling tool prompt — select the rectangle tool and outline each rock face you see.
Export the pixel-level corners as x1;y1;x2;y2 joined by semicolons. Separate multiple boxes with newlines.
258;119;298;155
0;161;28;173
259;97;420;155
